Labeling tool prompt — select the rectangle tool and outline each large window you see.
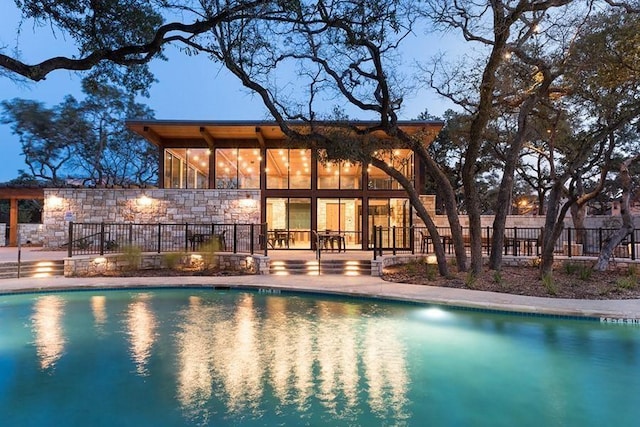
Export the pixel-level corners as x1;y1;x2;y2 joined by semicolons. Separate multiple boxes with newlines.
317;152;362;189
317;198;362;247
266;198;311;248
367;149;414;190
368;198;411;249
163;148;210;189
215;148;260;189
266;149;311;189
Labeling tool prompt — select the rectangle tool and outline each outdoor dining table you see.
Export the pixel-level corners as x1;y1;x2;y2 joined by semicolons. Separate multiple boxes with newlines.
317;232;346;252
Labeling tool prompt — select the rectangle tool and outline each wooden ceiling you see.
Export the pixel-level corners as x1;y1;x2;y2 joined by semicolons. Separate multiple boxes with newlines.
126;120;443;147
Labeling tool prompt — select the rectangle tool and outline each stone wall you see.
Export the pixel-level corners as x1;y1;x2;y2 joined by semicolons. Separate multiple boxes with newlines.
43;189;261;248
413;195;640;229
0;223;44;246
64;252;270;277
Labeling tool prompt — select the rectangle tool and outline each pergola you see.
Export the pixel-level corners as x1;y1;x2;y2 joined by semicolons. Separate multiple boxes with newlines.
0;187;44;246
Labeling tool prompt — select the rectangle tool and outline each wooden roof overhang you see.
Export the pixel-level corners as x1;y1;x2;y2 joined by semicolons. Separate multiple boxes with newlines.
126;120;443;149
0;187;45;200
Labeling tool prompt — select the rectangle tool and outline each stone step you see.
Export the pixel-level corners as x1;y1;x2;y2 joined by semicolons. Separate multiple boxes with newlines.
269;259;371;275
0;260;65;279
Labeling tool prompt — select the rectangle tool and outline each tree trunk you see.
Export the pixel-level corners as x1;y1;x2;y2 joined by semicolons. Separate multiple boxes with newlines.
413;143;467;271
489;95;539;270
370;158;449;276
539;182;563;278
594;156;639;270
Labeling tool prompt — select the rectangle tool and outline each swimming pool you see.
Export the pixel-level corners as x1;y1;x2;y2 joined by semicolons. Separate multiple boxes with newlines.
0;288;638;426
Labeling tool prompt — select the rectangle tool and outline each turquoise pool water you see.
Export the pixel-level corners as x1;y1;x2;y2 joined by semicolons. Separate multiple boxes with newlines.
0;288;638;426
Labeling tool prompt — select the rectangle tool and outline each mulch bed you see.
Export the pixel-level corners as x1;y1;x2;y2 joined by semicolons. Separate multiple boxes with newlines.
382;262;640;300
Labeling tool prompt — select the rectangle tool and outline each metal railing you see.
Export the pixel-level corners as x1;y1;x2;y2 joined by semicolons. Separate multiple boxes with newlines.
371;225;640;260
67;222;268;257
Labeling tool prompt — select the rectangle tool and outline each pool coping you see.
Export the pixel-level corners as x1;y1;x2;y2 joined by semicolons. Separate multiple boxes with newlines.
1;274;639;323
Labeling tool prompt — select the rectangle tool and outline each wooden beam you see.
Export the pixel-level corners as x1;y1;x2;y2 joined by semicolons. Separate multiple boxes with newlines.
143;126;164;146
199;127;216;150
255;127;266;149
0;187;45;199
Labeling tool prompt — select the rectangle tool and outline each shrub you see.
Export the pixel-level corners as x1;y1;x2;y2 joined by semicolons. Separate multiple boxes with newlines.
492;270;503;285
464;272;477;289
121;245;142;271
404;260;419;275
198;240;220;269
563;262;579;275
616;276;637;290
163;252;184;270
578;264;593;281
425;263;437;281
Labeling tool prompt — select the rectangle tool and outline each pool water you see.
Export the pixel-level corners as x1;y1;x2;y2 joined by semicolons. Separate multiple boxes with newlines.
0;289;638;426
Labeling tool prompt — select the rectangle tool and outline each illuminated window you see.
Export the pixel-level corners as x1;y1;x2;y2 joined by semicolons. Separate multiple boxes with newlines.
163;148;210;188
317;151;361;189
215;148;260;189
367;149;413;190
266;149;311;189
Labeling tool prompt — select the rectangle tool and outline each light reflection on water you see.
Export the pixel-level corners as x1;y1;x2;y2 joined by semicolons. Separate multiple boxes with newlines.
172;293;410;424
91;295;107;334
125;293;157;376
31;295;66;370
6;289;638;426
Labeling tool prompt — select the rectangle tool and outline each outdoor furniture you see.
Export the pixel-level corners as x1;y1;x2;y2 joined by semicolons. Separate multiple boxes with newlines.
187;231;208;250
315;230;345;252
269;229;293;248
419;231;453;253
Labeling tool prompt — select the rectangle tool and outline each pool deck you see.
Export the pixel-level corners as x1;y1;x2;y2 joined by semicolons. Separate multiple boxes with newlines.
1;247;639;321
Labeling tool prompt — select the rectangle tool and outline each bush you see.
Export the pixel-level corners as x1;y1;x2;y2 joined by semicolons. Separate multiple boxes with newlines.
121;245;142;271
492;270;503;285
464;272;477;289
578;264;593;281
163;252;184;270
563;262;579;275
425;263;437;281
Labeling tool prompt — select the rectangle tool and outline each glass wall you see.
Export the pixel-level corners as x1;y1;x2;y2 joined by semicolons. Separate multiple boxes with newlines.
215;148;260;189
317;153;362;189
164;148;210;189
367;149;414;190
265;198;311;249
317;198;363;248
266;149;311;189
368;198;411;249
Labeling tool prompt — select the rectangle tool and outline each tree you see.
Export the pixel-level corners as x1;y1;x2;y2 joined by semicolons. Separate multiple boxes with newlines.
537;9;640;276
200;0;472;274
421;0;579;275
1;82;157;186
0;0;268;91
1;97;91;184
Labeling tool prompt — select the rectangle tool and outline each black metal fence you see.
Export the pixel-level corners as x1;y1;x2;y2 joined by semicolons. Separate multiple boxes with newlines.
371;225;640;260
67;222;268;257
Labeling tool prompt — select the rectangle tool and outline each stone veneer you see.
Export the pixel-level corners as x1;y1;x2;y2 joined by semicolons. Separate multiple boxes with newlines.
0;223;44;246
43;189;261;248
64;252;270;277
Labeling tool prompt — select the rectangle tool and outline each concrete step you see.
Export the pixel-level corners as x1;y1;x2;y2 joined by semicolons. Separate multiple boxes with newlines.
0;260;65;279
269;259;371;275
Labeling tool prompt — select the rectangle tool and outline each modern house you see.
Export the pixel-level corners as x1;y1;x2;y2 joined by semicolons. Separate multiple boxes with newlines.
119;120;443;251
